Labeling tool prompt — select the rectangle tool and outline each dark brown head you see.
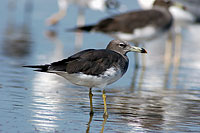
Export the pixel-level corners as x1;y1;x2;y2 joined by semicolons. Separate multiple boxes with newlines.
153;0;173;8
106;40;147;55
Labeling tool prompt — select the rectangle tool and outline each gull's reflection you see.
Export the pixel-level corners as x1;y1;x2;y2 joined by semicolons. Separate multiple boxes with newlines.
85;113;108;133
106;85;200;132
31;73;66;131
129;63;146;92
163;27;183;89
129;33;168;91
44;30;65;60
100;115;108;133
3;0;33;58
137;64;146;90
0;0;34;131
129;66;139;91
137;29;182;90
30;31;67;132
86;113;94;133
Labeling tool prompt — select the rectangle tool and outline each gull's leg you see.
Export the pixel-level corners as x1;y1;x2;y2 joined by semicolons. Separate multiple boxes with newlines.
172;32;182;87
101;90;108;132
164;33;172;70
75;7;85;51
86;112;94;133
164;29;173;88
102;89;108;117
89;88;94;115
46;0;67;26
101;113;108;133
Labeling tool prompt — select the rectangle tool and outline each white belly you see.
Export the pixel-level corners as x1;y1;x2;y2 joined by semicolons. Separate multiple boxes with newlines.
54;67;122;89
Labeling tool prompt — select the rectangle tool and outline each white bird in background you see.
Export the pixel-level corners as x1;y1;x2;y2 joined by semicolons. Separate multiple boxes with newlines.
46;0;121;26
46;0;123;50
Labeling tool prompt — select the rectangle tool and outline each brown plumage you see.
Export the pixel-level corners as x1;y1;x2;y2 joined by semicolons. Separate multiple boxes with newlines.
23;40;147;76
68;0;173;44
23;40;147;116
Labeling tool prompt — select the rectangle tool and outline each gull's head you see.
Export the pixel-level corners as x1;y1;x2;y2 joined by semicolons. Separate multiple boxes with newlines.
106;40;147;55
153;0;173;8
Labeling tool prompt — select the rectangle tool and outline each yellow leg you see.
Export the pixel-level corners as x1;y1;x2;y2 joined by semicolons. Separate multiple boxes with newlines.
101;114;108;133
102;90;108;117
46;9;66;26
89;88;93;114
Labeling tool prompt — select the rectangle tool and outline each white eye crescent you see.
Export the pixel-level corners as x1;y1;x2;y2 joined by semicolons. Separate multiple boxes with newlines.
119;43;126;48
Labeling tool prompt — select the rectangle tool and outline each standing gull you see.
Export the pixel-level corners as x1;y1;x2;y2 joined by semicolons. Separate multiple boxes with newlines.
69;0;175;45
24;40;147;116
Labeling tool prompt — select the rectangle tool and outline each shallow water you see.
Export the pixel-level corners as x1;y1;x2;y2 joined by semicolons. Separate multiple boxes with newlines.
0;0;200;132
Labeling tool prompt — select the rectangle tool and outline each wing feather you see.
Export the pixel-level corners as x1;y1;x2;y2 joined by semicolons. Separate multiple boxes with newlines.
48;49;128;76
95;9;172;33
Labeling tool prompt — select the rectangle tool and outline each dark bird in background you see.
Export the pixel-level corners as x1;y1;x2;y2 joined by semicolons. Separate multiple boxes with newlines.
68;0;176;45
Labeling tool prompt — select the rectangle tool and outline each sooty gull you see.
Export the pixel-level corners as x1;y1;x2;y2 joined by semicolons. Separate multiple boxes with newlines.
23;40;147;116
69;0;177;45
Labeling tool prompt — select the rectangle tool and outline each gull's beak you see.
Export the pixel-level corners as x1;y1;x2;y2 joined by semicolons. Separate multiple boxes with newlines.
129;46;147;54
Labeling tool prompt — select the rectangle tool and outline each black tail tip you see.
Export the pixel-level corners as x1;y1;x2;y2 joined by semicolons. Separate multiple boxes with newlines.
141;48;147;54
66;25;94;32
23;65;36;68
23;65;50;72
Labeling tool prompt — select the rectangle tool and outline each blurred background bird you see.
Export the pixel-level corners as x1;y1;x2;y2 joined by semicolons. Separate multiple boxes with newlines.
46;0;123;26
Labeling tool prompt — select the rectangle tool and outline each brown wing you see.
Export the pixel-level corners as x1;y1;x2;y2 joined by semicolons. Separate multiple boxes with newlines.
49;49;128;76
94;9;172;33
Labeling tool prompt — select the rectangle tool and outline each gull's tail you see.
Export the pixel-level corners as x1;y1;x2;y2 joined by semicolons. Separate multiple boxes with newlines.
23;65;50;72
66;25;95;32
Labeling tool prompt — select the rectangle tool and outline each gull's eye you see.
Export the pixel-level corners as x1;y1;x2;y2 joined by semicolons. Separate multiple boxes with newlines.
119;43;126;48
